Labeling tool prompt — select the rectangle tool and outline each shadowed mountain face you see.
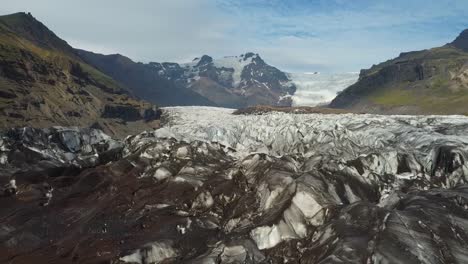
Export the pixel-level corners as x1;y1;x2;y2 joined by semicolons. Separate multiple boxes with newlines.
0;12;160;137
76;50;218;107
329;29;468;115
78;51;297;108
452;29;468;52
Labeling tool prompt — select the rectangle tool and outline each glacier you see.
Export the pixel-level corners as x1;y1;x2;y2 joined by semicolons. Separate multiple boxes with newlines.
2;107;468;263
160;106;468;161
288;72;359;106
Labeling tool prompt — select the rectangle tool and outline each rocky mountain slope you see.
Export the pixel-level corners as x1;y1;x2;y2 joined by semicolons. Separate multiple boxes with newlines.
79;51;297;108
0;12;160;137
76;50;217;107
2;107;468;263
176;53;297;107
330;29;468;114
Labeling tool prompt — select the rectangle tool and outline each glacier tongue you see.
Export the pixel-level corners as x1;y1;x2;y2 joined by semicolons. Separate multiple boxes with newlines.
160;106;468;161
3;107;468;263
289;72;359;106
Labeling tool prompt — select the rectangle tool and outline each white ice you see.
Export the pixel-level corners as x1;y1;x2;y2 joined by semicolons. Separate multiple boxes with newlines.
288;72;359;106
159;106;468;162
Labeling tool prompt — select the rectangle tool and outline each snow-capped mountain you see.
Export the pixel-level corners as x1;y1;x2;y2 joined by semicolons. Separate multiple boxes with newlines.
149;53;297;108
289;72;359;106
78;47;362;109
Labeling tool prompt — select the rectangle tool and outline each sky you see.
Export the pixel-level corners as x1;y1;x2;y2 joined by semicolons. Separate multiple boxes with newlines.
2;0;468;73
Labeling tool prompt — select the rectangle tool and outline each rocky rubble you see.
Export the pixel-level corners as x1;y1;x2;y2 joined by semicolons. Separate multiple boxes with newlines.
1;108;468;263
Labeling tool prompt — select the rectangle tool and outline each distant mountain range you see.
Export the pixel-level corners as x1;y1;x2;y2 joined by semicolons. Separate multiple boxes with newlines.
330;29;468;114
78;51;296;108
75;50;216;107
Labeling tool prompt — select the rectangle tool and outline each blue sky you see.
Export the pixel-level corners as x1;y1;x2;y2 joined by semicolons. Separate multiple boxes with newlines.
2;0;468;72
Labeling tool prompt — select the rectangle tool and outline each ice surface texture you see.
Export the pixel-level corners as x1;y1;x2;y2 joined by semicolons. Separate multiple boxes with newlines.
2;108;468;263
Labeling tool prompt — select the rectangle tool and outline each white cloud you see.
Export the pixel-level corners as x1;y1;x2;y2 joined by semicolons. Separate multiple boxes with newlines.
1;0;467;72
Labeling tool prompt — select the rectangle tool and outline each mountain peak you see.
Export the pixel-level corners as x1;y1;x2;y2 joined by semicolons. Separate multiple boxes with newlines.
242;52;257;59
196;55;213;66
0;12;45;33
451;29;468;52
0;12;75;56
0;12;35;21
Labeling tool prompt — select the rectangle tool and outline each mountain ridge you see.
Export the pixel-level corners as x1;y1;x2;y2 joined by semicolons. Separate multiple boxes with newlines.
329;28;468;115
451;29;468;52
0;12;78;58
80;50;297;108
76;49;218;107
